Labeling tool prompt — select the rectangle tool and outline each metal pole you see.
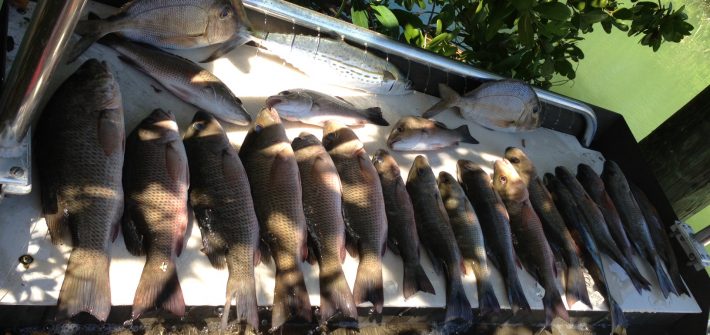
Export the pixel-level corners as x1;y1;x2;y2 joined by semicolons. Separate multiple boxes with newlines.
695;225;710;246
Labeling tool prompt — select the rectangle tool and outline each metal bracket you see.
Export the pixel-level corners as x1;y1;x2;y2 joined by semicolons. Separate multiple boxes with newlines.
0;129;31;198
670;220;710;271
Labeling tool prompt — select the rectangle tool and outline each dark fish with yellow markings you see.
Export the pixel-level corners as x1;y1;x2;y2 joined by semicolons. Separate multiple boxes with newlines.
122;109;189;319
493;159;568;327
239;108;312;330
438;171;499;315
183;111;260;330
457;160;530;313
267;89;388;127
36;59;124;321
292;132;358;330
386;116;478;151
601;160;677;298
407;156;472;328
372;149;435;299
323;121;387;314
505;147;590;308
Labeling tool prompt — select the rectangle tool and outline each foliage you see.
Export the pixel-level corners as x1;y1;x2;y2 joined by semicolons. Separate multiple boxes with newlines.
287;0;694;88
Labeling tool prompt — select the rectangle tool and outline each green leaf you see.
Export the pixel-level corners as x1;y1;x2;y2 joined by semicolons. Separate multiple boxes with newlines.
351;8;369;28
601;17;612;33
404;23;420;43
534;2;571;21
436;19;443;35
589;0;608;8
613;8;633;20
429;32;452;47
392;9;424;28
580;9;608;25
371;5;399;29
511;0;536;11
518;12;535;47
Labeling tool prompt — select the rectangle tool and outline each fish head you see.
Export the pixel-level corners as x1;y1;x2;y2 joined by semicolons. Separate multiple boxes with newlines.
322;121;361;153
437;171;464;205
407;155;435;185
386;116;433;151
137;109;180;142
456;159;486;187
266;89;314;118
184;111;225;141
504;146;536;184
198;80;251;125
292;132;322;151
492;159;528;202
371;149;401;181
206;0;251;44
515;99;542;131
73;59;121;110
576;163;604;193
601;160;624;184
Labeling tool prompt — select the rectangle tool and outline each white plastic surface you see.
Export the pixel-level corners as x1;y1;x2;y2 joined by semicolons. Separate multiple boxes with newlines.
0;2;700;316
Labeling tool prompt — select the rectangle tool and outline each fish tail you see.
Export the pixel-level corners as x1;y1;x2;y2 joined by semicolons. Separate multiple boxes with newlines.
132;257;185;319
222;274;259;332
542;281;569;328
65;17;113;64
506;273;530;313
670;269;689;295
362;107;389;126
318;264;359;331
609;297;628;335
477;280;500;316
565;263;592;308
402;262;435;299
613;250;651;294
454;125;479;145
56;248;111;321
443;278;473;324
652;255;677;298
423;83;460;118
271;268;312;331
353;255;384;314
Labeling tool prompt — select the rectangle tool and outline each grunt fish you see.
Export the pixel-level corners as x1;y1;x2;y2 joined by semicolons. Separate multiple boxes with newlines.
386;116;478;151
36;59;124;321
322;121;387;314
239;108;312;330
292;132;358;330
67;0;251;63
372;149;435;299
423;80;541;132
493;159;568;327
122;109;189;319
406;156;473;327
438;171;499;315
183;111;260;330
456;160;530;313
266;89;388;127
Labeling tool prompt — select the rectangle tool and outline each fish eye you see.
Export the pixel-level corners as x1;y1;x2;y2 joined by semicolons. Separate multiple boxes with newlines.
499;176;507;184
220;6;232;18
193;122;206;131
281;90;291;95
532;106;539;114
509;157;520;164
396;126;404;132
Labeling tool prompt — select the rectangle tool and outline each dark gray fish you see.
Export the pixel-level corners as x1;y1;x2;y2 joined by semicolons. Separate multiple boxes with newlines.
36;59;124;321
406;156;472;327
493;159;568;327
292;132;358;330
183;111;260;330
438;171;499;315
457;160;530;313
372;149;435;299
123;109;189;319
602;161;677;298
239;108;312;330
505;147;590;308
322;121;387;314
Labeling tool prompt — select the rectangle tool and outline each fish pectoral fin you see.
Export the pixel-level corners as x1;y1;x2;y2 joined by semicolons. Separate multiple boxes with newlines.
165;140;189;184
200;34;252;63
334;96;355;106
97;108;125;156
306;225;321;266
194;207;227;269
386;238;401;256
344;223;360;258
121;202;146;256
221;148;241;184
258;239;272;266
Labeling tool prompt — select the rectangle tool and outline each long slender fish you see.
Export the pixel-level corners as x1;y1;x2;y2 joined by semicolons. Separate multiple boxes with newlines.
545;174;627;335
438;171;499;315
372;149;435;299
253;32;411;95
101;36;251;125
122;109;189;319
406;156;473;328
239;108;312;330
505;147;590;308
555;166;651;294
36;59;124;321
493;159;568;327
67;0;251;63
601;161;677;298
267;89;388;127
292;132;358;330
183;111;260;330
629;183;688;295
323;121;387;313
386;116;478;151
457;160;530;313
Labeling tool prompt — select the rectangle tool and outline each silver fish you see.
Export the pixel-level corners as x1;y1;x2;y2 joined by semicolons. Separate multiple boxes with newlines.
386;116;478;151
423;80;541;132
266;89;388;126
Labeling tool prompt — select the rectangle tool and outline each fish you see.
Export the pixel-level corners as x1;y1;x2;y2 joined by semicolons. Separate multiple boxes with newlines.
100;35;251;125
253;32;411;95
266;89;388;127
456;160;530;313
371;149;435;299
292;132;358;330
182;111;260;330
406;156;473;328
122;109;189;319
35;59;124;321
555;166;651;294
423;80;541;132
576;163;637;279
238;108;312;330
629;183;688;295
66;0;251;63
386;116;478;151
601;160;677;298
322;121;387;314
504;147;590;308
437;171;499;315
492;159;568;327
544;174;627;335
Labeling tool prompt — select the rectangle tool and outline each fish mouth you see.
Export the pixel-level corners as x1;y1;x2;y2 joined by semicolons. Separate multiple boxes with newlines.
265;96;283;108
